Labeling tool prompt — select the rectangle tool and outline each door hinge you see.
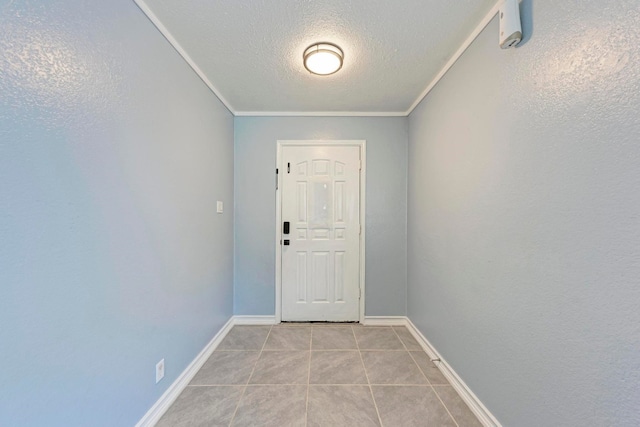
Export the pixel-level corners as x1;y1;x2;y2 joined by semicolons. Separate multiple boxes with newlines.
276;168;278;190
359;160;362;170
287;162;290;174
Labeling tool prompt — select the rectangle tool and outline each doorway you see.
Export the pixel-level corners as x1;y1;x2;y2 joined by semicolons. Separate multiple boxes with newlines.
276;140;366;322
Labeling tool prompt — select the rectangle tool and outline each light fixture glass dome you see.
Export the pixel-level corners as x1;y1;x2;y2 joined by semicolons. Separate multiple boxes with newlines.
303;43;344;75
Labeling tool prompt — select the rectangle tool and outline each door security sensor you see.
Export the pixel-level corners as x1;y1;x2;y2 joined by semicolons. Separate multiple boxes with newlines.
499;0;522;49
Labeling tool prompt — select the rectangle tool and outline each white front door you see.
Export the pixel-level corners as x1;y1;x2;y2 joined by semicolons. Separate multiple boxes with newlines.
280;144;361;321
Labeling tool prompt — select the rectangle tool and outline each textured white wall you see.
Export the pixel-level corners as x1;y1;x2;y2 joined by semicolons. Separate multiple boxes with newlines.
0;1;234;425
407;1;640;426
234;116;408;317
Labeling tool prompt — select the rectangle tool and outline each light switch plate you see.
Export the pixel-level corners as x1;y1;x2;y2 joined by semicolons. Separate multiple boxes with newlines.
156;359;165;383
216;201;223;214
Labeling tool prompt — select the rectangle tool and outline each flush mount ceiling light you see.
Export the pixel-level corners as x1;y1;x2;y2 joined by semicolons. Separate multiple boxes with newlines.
303;43;344;75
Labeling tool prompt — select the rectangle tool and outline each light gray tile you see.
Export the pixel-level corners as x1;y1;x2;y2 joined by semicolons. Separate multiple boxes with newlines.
279;322;353;327
190;351;259;385
249;351;309;384
156;386;243;427
372;386;456;427
307;385;380;427
312;327;358;350
276;322;313;327
218;326;271;350
311;322;356;327
310;351;367;384
392;326;423;350
361;351;428;385
434;385;483;427
231;385;306;427
264;327;311;350
354;327;404;350
410;351;449;385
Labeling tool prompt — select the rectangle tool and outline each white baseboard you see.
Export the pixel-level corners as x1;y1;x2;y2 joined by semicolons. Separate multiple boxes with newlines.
233;315;278;325
362;316;409;326
405;318;502;427
135;317;235;427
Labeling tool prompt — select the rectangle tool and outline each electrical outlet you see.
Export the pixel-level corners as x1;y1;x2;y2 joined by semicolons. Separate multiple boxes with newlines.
216;201;223;214
156;359;165;384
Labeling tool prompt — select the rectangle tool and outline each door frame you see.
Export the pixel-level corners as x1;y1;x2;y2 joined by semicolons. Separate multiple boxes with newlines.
275;140;366;324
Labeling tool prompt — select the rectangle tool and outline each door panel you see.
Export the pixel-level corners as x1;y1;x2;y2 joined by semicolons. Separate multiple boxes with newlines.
281;145;360;321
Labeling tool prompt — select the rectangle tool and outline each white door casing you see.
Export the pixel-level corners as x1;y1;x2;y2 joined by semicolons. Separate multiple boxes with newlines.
277;141;365;322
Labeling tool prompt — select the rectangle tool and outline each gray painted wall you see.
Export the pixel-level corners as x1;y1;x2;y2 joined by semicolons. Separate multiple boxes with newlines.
0;1;234;425
407;1;640;426
234;116;408;316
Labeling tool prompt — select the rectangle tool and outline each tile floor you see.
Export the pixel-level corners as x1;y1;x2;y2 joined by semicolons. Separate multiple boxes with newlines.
157;324;483;427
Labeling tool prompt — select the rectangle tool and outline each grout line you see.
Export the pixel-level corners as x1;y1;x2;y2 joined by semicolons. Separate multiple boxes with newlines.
431;384;461;427
390;326;407;349
214;348;392;352
267;349;407;352
305;327;312;427
407;351;433;386
227;325;273;427
390;327;460;427
317;348;407;352
186;384;244;387
352;325;385;427
393;327;432;386
395;328;462;425
189;383;435;387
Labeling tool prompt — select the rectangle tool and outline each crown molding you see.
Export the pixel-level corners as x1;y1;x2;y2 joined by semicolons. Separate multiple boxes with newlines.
135;0;503;118
405;0;502;115
234;111;407;117
134;0;237;115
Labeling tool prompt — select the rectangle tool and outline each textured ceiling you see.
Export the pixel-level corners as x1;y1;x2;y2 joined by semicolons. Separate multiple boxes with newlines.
137;0;497;115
